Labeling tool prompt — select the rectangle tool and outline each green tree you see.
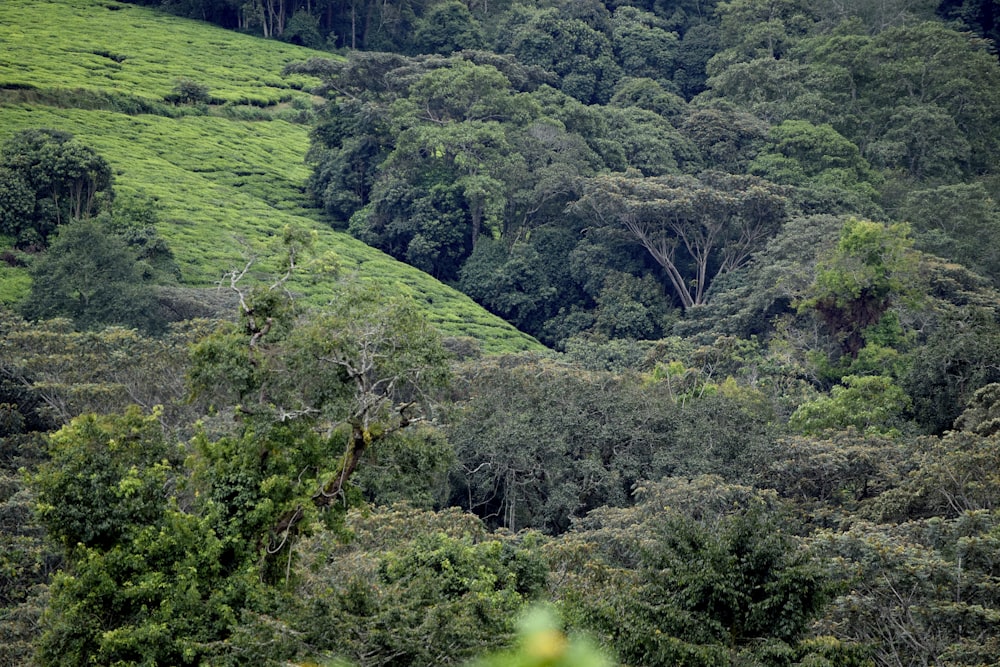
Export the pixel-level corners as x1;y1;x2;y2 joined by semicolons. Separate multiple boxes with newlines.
389;119;513;246
458;237;557;334
35;508;247;667
0;167;34;242
0;129;113;248
602;106;698;176
494;5;622;104
704;54;816;124
814;512;1000;667
575;170;787;309
345;59;535;279
895;182;1000;284
504;115;602;237
21;218;165;334
31;409;173;551
190;272;451;558
788;374;912;436
939;0;1000;45
31;410;253;667
814;0;937;31
413;0;483;54
287;505;548;666
98;193;181;284
399;58;534;124
679;104;767;173
0;369;55;666
749;119;880;215
857;22;1000;178
610;6;679;92
716;0;818;60
166;76;212;104
754;430;907;513
798;218;917;358
306;96;394;223
673;22;721;98
903;303;1000;434
446;355;678;533
590;270;675;340
558;478;840;666
610;77;687;118
873;383;1000;520
280;9;323;48
672;213;843;342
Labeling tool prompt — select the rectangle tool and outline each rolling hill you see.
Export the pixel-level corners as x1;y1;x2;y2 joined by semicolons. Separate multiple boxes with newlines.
0;0;542;353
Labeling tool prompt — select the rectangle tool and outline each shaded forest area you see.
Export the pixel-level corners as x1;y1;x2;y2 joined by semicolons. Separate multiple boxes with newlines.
6;0;1000;665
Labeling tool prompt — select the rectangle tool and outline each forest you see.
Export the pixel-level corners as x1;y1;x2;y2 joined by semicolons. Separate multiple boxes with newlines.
4;0;1000;665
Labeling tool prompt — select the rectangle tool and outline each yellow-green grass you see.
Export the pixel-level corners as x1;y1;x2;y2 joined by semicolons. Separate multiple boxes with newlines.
0;0;322;106
0;0;542;352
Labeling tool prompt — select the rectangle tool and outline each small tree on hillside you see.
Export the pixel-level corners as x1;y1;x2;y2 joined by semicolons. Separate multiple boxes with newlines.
21;218;164;334
0;129;112;248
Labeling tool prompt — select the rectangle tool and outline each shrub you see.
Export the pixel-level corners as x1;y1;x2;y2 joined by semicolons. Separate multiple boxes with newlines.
166;77;211;104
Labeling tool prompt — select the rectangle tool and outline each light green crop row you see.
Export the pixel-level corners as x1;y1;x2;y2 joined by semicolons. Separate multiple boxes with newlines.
0;0;323;105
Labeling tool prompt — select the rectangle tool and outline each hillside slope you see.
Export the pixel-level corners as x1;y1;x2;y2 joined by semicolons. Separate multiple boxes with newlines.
0;0;541;352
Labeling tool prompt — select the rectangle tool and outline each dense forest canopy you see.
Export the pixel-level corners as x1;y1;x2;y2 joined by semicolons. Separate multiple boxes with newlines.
5;0;1000;665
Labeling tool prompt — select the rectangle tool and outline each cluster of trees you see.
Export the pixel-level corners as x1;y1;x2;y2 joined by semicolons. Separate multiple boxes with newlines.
7;292;1000;665
97;0;1000;352
3;209;1000;664
269;0;1000;351
0;129;182;333
7;0;1000;665
0;129;112;250
120;0;1000;68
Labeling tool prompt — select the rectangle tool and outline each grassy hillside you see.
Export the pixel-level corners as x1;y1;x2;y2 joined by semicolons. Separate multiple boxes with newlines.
0;0;541;352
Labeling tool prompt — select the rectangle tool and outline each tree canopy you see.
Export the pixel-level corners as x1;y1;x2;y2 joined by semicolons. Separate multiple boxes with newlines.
10;0;1000;665
0;129;112;248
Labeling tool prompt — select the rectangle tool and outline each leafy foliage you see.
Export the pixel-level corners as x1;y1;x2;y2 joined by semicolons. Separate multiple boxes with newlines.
798;218;917;359
287;505;548;666
22;218;166;333
10;1;1000;665
814;512;1000;667
31;409;174;551
789;375;911;436
575;170;788;309
556;477;843;667
0;128;112;248
190;267;453;563
28;409;255;667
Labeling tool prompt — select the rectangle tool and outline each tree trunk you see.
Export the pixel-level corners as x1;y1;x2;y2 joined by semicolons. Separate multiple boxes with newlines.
312;423;368;508
268;423;369;552
470;203;481;249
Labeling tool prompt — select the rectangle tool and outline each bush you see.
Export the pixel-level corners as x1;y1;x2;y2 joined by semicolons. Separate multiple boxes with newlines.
166;77;211;104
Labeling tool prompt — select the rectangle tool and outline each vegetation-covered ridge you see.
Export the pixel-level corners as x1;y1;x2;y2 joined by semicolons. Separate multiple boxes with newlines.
0;0;541;352
6;0;1000;666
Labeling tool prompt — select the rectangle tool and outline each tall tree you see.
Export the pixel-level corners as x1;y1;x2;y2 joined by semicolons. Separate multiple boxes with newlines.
558;478;840;667
494;4;622;104
575;171;787;309
798;218;917;358
412;0;484;54
190;266;451;557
